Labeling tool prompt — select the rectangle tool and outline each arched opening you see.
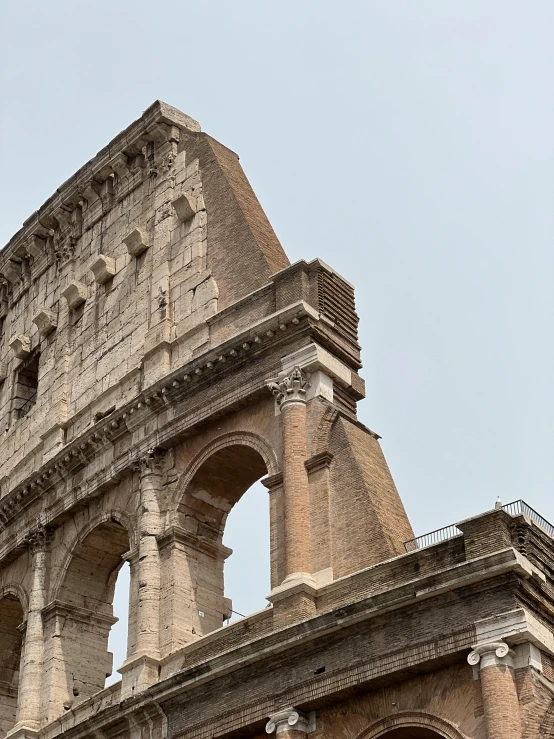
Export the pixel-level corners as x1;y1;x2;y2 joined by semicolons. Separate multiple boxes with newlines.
47;519;130;710
105;561;130;686
223;480;270;621
177;443;269;635
0;594;24;735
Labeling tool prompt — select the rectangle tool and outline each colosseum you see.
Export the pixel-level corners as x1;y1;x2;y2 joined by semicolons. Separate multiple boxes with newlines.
0;101;553;739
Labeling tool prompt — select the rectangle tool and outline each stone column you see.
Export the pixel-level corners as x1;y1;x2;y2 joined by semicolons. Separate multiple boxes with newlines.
12;527;50;736
266;708;314;739
120;449;163;699
268;367;312;583
468;641;522;739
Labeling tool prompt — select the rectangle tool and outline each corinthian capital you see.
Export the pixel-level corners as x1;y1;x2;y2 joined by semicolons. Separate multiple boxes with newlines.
134;448;165;477
26;524;53;553
267;367;310;409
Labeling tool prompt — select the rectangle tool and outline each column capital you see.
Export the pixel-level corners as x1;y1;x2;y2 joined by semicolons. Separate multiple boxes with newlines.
134;448;164;477
267;367;310;409
26;525;53;554
468;640;515;669
266;708;314;735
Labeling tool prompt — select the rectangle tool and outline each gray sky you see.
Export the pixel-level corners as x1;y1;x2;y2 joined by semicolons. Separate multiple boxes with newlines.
2;0;554;679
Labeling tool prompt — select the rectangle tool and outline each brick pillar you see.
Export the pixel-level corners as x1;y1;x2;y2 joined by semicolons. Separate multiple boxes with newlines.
12;528;50;736
268;367;312;582
266;707;314;739
468;641;522;739
120;449;163;699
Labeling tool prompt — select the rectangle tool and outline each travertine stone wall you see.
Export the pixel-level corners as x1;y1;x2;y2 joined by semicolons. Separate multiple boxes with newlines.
3;102;550;739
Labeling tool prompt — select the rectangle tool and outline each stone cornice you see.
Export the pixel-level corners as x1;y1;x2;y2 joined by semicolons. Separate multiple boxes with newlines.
0;302;314;550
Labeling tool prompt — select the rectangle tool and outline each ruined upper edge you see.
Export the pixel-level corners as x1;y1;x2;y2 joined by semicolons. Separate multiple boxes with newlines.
0;101;201;263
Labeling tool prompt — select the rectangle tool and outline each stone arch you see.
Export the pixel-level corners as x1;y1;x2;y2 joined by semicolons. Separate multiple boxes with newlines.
0;583;28;618
172;430;279;512
51;509;136;602
44;512;134;716
0;590;25;736
357;712;470;739
165;432;276;639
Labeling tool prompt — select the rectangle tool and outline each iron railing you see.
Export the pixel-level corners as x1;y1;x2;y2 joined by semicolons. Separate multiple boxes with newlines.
404;524;463;552
403;499;554;552
502;499;554;540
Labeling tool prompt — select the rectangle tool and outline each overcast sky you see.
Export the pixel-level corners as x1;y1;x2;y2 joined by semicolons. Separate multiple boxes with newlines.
2;1;554;680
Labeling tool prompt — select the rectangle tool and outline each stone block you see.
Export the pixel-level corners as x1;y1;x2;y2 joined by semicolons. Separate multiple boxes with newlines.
62;281;88;310
123;227;149;257
172;192;197;222
9;334;31;359
32;308;58;337
90;255;116;284
0;363;6;382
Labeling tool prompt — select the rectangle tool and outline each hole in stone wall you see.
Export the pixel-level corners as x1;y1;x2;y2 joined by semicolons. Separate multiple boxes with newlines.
14;350;40;419
223;480;270;623
105;561;130;687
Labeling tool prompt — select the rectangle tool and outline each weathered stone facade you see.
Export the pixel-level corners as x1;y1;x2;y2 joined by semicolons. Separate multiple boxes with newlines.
0;102;553;739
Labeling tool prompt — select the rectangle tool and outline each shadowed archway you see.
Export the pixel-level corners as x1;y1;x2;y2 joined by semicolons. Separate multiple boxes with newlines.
0;593;24;735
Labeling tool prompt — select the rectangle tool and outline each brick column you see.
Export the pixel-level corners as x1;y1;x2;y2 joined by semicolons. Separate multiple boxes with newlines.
120;449;163;699
268;367;312;582
266;707;314;739
468;641;522;739
12;528;50;736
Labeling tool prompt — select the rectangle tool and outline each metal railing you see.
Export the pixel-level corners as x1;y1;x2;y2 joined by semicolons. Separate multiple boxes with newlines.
502;499;554;540
404;524;463;552
404;498;554;552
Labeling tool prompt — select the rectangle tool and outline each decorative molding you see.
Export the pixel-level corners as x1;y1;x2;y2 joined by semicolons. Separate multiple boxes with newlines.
9;334;31;359
32;308;58;337
134;448;165;477
267;367;310;409
305;451;334;474
26;525;54;554
468;640;515;669
261;472;284;491
90;254;116;284
123;227;149;257
62;281;88;310
266;708;314;735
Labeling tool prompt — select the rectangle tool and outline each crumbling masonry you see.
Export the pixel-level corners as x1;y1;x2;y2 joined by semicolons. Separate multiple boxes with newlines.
0;102;554;739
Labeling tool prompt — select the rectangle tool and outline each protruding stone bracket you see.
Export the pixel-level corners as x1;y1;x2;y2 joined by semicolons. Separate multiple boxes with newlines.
123;227;149;258
266;708;315;735
1;261;22;285
62;281;88;310
9;334;31;359
80;180;102;206
468;641;515;670
90;255;116;284
172;192;198;222
32;308;58;337
26;235;46;260
267;367;310;410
